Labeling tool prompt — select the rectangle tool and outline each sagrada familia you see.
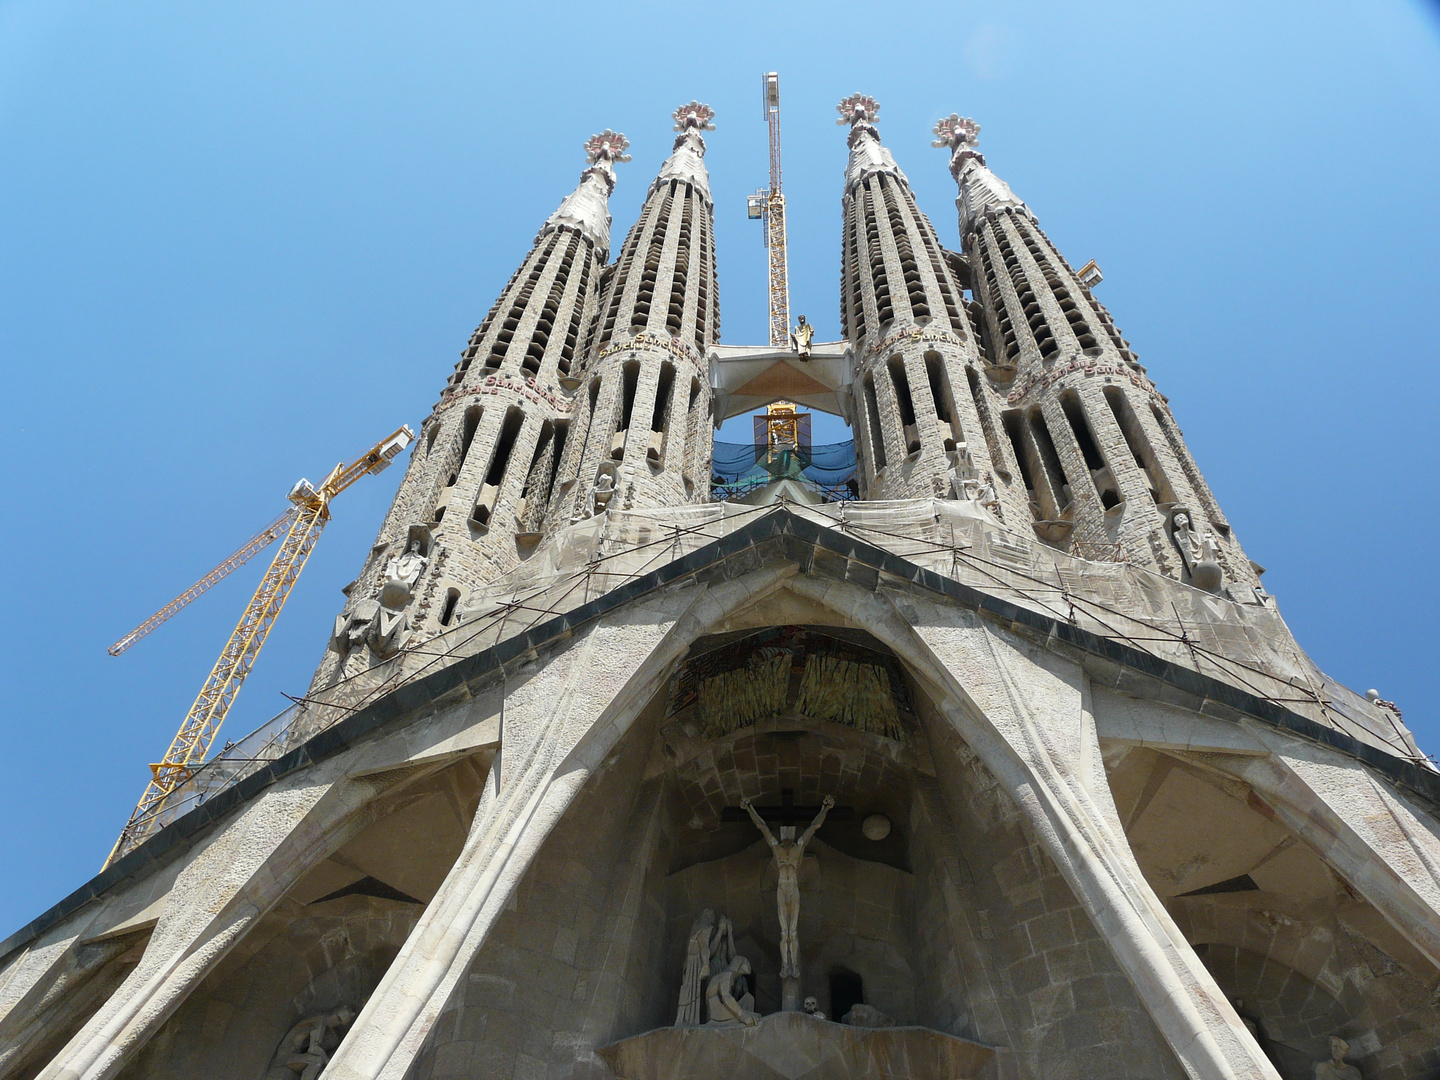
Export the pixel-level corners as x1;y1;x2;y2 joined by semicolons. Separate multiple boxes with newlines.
2;95;1437;1080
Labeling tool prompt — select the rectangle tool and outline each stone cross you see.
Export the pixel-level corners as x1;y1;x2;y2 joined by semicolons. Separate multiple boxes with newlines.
721;787;853;827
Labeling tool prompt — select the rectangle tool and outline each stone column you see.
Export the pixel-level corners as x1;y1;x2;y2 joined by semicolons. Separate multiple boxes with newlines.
551;104;719;526
320;568;794;1080
785;575;1282;1080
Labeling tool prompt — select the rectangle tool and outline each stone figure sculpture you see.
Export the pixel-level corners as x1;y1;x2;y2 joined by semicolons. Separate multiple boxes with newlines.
948;447;977;501
677;909;716;1026
1170;509;1222;592
803;996;827;1020
705;955;759;1027
676;910;738;1026
333;599;380;657
378;539;427;610
265;1007;357;1080
368;608;410;658
790;315;815;359
1170;510;1200;562
582;466;618;520
974;472;1001;517
742;793;834;979
330;596;411;664
710;912;736;971
1192;529;1223;591
1315;1036;1361;1080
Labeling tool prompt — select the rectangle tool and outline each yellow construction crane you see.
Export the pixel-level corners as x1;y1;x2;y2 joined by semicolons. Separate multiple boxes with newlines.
747;71;790;347
104;425;414;867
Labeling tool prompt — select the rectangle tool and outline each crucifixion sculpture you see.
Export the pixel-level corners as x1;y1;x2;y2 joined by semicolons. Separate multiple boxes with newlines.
741;793;834;980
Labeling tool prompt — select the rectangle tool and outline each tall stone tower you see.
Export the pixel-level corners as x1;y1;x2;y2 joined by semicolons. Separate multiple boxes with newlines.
837;95;1026;521
549;103;720;525
934;115;1256;587
8;93;1437;1080
311;131;628;687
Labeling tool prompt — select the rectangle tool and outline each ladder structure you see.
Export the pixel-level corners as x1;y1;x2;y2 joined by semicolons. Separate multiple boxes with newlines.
108;509;297;657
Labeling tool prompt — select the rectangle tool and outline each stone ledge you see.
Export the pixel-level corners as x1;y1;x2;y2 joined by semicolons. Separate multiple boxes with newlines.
597;1011;993;1080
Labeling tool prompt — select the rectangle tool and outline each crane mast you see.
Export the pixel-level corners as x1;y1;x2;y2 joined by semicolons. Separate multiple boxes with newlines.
749;71;791;347
105;425;413;866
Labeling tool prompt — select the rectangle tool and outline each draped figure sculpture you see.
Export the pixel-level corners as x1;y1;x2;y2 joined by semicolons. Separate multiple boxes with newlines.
706;955;759;1027
676;909;736;1025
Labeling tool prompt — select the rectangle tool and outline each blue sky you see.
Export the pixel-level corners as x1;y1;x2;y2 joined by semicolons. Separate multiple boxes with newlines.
1;0;1438;936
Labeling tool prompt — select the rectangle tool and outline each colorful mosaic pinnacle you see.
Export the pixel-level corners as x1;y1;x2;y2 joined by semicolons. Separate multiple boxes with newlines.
583;129;631;164
835;93;880;127
932;113;981;151
672;101;716;133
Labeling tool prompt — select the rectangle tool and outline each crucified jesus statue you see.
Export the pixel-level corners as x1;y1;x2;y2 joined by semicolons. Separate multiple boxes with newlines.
742;794;834;980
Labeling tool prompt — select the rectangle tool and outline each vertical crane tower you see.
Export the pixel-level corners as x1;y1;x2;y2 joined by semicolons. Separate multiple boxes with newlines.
749;72;790;347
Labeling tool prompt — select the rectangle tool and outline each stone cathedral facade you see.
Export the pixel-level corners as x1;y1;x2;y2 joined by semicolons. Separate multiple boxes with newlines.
3;97;1438;1080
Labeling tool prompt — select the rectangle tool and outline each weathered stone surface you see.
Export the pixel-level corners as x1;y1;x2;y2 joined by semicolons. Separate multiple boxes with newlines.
596;1011;993;1080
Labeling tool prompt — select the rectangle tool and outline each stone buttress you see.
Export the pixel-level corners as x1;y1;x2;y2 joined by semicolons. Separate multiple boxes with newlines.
547;104;720;527
835;96;1029;520
309;133;627;688
935;115;1258;588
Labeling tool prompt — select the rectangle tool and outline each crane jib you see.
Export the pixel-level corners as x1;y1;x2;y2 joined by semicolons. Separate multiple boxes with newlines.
103;425;415;868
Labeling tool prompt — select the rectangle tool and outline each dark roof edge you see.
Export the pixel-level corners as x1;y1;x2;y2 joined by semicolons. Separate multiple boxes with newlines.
4;508;1432;961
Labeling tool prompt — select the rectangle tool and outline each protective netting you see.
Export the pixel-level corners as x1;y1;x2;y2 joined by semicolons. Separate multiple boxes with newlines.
711;440;858;501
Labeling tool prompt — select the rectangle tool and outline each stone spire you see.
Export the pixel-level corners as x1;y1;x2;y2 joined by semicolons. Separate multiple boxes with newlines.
651;101;715;202
935;114;1257;587
833;94;1022;515
541;129;631;252
932;115;1026;236
309;132;626;689
548;103;720;524
837;93;906;191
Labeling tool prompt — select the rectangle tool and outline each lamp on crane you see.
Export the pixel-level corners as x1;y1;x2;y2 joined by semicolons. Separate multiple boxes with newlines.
104;425;414;867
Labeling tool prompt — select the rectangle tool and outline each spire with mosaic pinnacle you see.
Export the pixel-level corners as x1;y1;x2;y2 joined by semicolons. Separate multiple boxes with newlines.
935;114;1257;589
835;94;1027;517
310;131;628;690
549;103;720;526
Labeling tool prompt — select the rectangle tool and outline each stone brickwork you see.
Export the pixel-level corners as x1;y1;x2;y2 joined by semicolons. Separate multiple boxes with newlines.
408;711;672;1080
921;713;1188;1080
1171;857;1440;1080
114;896;421;1080
837;97;1019;513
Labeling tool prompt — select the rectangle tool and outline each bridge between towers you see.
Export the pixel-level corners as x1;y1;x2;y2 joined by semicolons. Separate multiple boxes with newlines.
708;340;855;424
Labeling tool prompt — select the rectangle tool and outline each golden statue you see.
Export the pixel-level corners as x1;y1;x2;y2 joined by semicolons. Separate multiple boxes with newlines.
789;315;815;359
